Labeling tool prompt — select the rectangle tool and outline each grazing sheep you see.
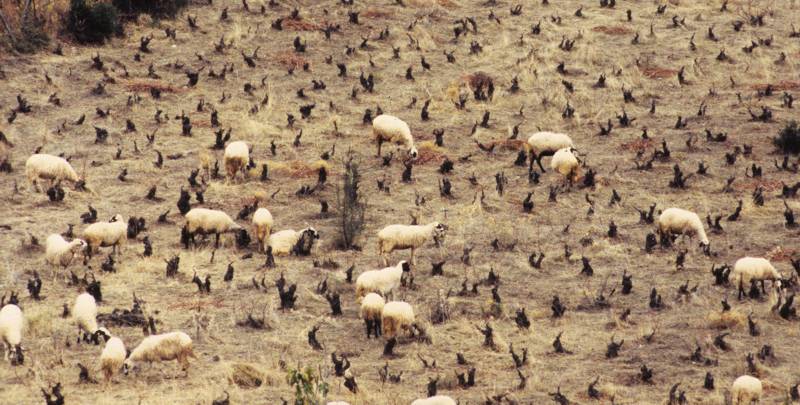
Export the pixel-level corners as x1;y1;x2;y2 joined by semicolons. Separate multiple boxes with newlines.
527;131;574;172
550;147;580;182
731;375;762;405
184;208;243;248
25;153;80;192
381;301;415;338
252;208;274;252
359;293;385;338
45;234;86;277
123;331;195;375
0;304;24;365
411;396;457;405
372;114;418;158
73;293;105;344
657;207;710;246
355;261;411;301
83;215;127;258
267;227;320;256
378;222;447;266
732;257;782;291
223;141;249;181
99;333;126;383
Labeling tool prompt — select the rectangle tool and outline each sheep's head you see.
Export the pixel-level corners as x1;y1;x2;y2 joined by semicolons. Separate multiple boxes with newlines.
6;344;23;366
292;228;320;256
122;359;134;375
71;239;88;253
432;223;448;246
408;146;419;160
94;327;111;343
303;227;321;240
399;261;411;272
109;214;124;223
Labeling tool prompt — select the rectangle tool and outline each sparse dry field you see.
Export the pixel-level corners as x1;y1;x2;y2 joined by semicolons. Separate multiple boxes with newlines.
1;0;800;404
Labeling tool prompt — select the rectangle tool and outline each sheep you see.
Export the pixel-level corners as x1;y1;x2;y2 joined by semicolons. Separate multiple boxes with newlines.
372;114;418;159
267;227;320;256
731;375;762;405
359;293;385;338
45;234;86;278
82;214;127;258
377;222;447;266
657;207;710;247
99;333;126;383
381;301;415;339
72;293;108;345
25;153;80;192
527;131;574;172
0;304;24;365
356;261;411;301
223;141;249;182
550;147;580;183
732;257;782;292
184;208;243;248
123;331;196;375
252;207;274;252
411;396;457;405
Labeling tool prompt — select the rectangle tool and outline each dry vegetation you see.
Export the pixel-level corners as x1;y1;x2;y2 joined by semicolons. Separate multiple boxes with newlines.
2;0;800;404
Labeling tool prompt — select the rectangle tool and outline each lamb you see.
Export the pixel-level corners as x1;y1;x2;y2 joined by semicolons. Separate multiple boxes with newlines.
99;333;126;383
411;396;458;405
732;257;782;292
377;222;447;266
0;304;24;365
223;141;250;182
359;293;385;338
45;234;86;277
73;293;106;344
355;261;411;301
372;114;418;158
550;147;580;182
267;227;320;256
657;207;710;247
252;208;274;252
527;131;574;172
731;375;762;405
123;331;196;375
381;301;415;338
25;153;80;192
184;208;243;248
82;214;127;258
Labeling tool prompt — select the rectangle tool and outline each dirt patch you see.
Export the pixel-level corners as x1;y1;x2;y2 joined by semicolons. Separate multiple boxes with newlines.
123;79;182;94
750;81;800;91
619;138;653;152
592;25;633;35
283;17;324;31
275;51;309;69
362;8;394;19
639;66;678;79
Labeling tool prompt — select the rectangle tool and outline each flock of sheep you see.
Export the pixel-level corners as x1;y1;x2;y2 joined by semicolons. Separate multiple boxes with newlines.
1;0;799;403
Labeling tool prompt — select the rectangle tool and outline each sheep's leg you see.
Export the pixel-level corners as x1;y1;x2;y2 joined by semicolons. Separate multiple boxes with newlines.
376;138;384;157
375;319;382;337
214;233;220;249
761;280;767;294
536;156;546;173
364;319;372;338
410;248;416;266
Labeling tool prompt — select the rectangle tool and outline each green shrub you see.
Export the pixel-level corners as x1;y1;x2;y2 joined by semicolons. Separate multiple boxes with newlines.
112;0;189;19
775;121;800;155
67;0;120;43
286;366;328;405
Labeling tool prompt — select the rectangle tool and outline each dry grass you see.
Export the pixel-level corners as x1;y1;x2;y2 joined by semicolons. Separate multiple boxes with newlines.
1;0;800;403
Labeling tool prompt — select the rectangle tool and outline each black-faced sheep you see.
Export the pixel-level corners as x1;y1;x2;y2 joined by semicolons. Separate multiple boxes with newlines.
267;227;320;256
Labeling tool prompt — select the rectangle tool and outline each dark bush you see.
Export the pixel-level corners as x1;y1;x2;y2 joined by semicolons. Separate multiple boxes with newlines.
0;5;50;53
336;157;366;249
775;121;800;154
112;0;188;19
67;0;120;43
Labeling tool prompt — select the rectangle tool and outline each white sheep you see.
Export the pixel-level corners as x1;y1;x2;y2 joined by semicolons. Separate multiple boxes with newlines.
359;293;385;338
99;333;126;383
45;234;86;278
732;257;782;292
657;207;710;247
731;375;762;405
123;331;196;375
411;396;458;405
223;141;250;182
25;153;80;192
381;301;415;338
184;208;243;248
355;261;411;301
372;114;418;159
82;214;127;258
377;222;447;266
527;131;574;172
252;207;274;252
550;147;580;183
73;292;105;344
0;304;24;365
267;227;320;256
